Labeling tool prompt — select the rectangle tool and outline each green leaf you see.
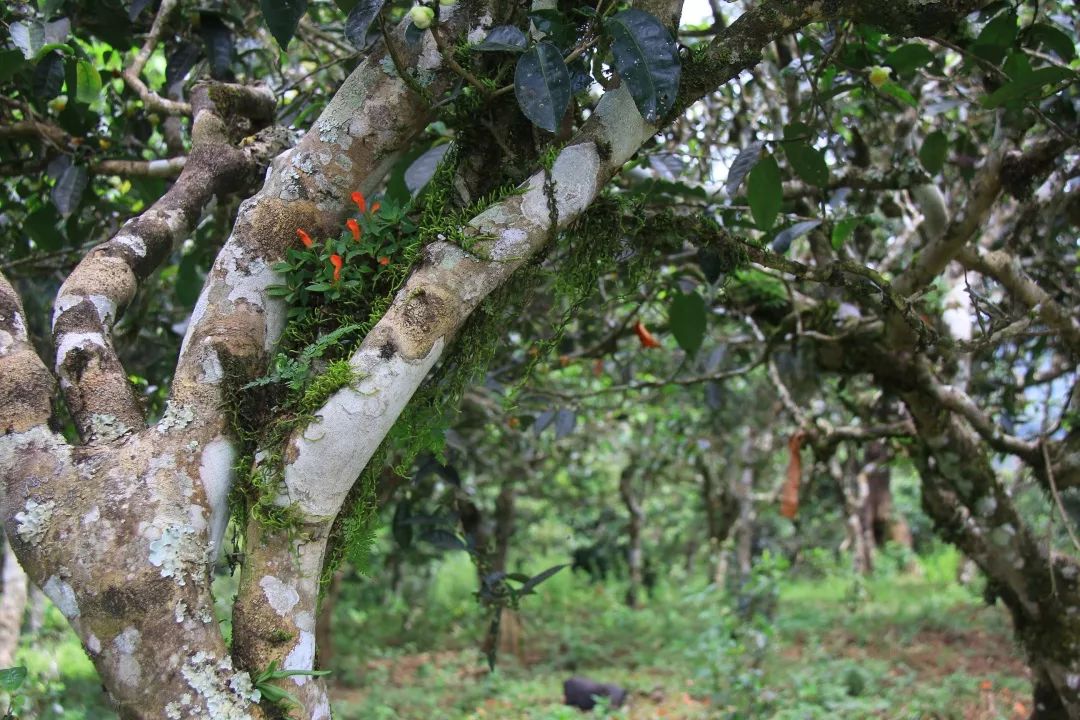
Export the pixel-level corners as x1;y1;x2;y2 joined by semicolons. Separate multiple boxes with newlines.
784;141;828;187
306;282;332;292
513;42;571;132
519;564;567;594
32;51;64;100
475;25;527;53
880;82;917;108
772;220;821;254
971;12;1017;63
982;66;1075;108
0;50;24;82
919;131;948;174
344;0;386;49
261;0;308;49
11;21;44;60
1025;22;1076;62
747;155;782;231
886;43;934;75
604;9;680;123
831;217;862;250
0;667;27;693
669;291;707;356
74;58;101;105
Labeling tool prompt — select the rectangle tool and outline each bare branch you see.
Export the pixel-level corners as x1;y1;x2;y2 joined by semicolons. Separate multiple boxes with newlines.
123;0;192;116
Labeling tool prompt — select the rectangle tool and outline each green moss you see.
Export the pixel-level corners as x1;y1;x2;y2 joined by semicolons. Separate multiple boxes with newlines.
299;360;354;414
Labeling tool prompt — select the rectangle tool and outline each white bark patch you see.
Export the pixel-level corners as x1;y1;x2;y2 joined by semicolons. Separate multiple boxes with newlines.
179;285;211;358
198;349;225;385
0;330;12;357
294;610;314;633
467;14;494;43
9;309;26;340
222;250;285;352
112;627;142;688
491;228;530;262
283;340;445;519
86;634;101;654
55;331;107;369
42;576;79;619
199;437;235;555
311;694;332;720
113;232;147;258
520;143;601;229
14;498;54;544
283;630;316;685
259;575;300;617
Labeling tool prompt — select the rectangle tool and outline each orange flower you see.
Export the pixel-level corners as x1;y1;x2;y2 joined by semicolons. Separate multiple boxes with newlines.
346;218;360;241
330;254;343;283
980;680;993;691
634;320;662;348
350;191;366;213
378;256;390;266
296;228;313;248
370;201;381;214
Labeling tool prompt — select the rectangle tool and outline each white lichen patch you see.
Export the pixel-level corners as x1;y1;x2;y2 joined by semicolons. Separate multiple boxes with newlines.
490;228;530;262
86;633;101;654
55;331;107;370
467;13;493;44
197;350;224;385
0;329;13;356
157;401;196;434
283;631;316;686
175;600;188;624
259;575;300;617
147;522;202;585
15;498;55;544
112;231;147;258
180;651;258;718
42;575;79;619
89;413;131;443
112;627;142;688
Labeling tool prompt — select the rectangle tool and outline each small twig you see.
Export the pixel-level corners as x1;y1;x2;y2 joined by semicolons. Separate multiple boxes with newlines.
124;0;192;115
1043;439;1080;552
430;25;491;97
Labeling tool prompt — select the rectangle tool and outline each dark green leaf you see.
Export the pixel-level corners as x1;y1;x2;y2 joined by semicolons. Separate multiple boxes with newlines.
520;564;567;594
604;9;680;123
528;10;574;51
0;50;24;83
1025;23;1076;62
971;12;1017;63
476;25;527;53
886;43;934;75
513;42;571;132
669;291;707;356
404;143;451;194
533;409;556;436
423;529;468;551
0;667;27;693
176;254;202;308
345;0;386;49
74;59;101;105
784;141;828;187
33;51;65;100
726;141;763;196
747;155;782;230
52;164;88;217
261;0;308;49
919;130;948;174
167;43;201;87
982;67;1075;108
831;217;862;250
782;121;812;141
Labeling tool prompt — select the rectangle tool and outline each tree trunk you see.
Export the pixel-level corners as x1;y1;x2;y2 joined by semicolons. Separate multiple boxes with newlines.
0;534;27;668
619;468;644;609
700;458;740;586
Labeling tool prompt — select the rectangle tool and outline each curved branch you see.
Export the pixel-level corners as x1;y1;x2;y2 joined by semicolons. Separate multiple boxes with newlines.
123;0;192;116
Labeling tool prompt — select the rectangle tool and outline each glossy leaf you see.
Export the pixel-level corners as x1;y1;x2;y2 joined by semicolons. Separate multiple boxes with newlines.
982;67;1074;108
52;164;88;217
32;52;64;100
747;155;782;231
831;217;862;250
519;564;567;594
554;408;576;438
345;0;386;49
726;141;763;196
11;22;44;60
771;220;821;255
886;43;934;75
604;9;680;123
261;0;308;49
405;143;451;194
1025;22;1076;61
476;25;527;53
669;291;707;356
514;42;571;132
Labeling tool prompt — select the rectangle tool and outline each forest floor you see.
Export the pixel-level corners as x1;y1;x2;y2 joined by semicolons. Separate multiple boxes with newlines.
328;552;1032;720
2;550;1031;719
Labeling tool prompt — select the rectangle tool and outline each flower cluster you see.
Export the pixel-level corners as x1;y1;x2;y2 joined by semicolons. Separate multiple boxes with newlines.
269;190;412;313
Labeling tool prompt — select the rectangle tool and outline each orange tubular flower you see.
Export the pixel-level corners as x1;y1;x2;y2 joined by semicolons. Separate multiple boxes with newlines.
378;256;390;266
330;254;343;283
346;218;361;241
351;191;366;213
370;201;381;214
634;320;662;349
296;228;314;248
